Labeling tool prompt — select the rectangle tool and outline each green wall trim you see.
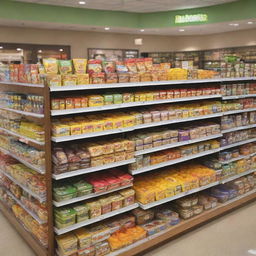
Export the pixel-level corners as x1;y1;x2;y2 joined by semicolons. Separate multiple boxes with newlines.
2;0;256;29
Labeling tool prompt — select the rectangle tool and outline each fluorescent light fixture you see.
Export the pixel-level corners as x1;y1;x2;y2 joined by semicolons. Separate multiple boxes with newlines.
140;29;145;32
79;1;86;4
38;49;42;53
248;21;253;24
59;48;64;52
16;48;22;51
179;29;185;32
229;23;239;26
0;46;3;49
104;27;110;30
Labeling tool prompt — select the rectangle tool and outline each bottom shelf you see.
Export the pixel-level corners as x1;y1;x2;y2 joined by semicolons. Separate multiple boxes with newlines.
0;200;48;256
109;189;256;256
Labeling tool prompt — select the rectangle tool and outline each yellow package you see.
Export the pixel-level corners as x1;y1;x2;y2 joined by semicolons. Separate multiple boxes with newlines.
104;118;114;130
123;116;135;127
58;60;73;74
103;154;115;164
112;117;123;129
74;228;91;249
88;95;104;107
154;187;166;201
92;120;104;132
70;123;82;135
43;58;58;74
87;143;103;157
81;121;94;134
46;74;62;87
52;124;70;137
56;233;78;255
73;59;87;74
145;92;154;101
91;156;103;167
77;74;90;85
62;74;77;86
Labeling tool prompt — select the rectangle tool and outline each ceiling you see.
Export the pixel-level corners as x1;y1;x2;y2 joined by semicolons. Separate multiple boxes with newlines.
1;18;255;36
15;0;238;13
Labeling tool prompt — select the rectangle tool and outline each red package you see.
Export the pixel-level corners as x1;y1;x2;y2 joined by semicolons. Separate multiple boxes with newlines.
18;64;26;83
104;176;121;190
87;59;102;75
87;178;108;193
125;59;137;73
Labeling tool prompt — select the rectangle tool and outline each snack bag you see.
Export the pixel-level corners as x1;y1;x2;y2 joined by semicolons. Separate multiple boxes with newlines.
116;61;128;73
145;58;153;71
62;74;77;86
77;74;90;85
118;73;129;83
91;73;105;84
136;58;146;72
73;59;87;74
43;58;58;74
30;64;40;84
58;60;73;74
160;63;171;70
46;74;62;87
129;72;140;83
106;73;118;84
87;59;102;75
18;64;26;83
103;61;116;73
125;59;137;73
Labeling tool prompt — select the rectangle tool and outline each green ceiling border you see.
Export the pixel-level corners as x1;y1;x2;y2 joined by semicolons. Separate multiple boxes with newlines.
1;0;256;29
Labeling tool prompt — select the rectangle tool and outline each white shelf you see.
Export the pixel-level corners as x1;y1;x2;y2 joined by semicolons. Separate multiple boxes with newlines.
220;138;256;151
0;107;44;118
51;113;223;142
0;81;44;88
135;113;223;131
4;188;47;225
0;127;45;146
49;77;256;92
0;169;46;203
135;134;223;156
51;127;134;142
222;94;256;100
220;152;256;165
52;158;136;180
130;148;221;175
0;147;45;174
54;203;138;235
139;181;220;210
222;124;256;134
53;184;132;207
220;169;256;184
222;108;256;115
51;95;222;116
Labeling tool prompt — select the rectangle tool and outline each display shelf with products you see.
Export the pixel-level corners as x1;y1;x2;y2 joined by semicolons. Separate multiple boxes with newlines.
0;146;45;174
222;108;256;116
130;148;221;175
1;58;256;256
222;94;256;100
222;124;256;133
0;107;44;118
54;203;139;235
52;158;135;180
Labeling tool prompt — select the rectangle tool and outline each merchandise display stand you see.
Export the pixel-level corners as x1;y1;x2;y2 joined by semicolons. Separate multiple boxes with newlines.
0;77;256;256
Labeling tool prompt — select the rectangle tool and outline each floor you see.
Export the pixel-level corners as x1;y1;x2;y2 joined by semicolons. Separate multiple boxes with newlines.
0;202;256;256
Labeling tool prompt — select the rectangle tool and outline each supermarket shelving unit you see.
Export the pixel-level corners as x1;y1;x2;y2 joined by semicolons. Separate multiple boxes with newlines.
0;76;256;256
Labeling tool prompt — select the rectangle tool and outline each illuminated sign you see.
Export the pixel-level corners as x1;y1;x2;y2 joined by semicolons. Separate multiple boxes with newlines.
175;14;208;24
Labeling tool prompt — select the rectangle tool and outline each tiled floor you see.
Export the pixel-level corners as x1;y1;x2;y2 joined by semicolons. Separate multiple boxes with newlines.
0;201;256;256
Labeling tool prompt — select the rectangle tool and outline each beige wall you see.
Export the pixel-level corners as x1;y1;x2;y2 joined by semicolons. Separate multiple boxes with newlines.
0;26;256;57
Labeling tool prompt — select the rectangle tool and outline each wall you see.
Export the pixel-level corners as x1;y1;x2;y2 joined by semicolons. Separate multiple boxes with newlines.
0;26;256;57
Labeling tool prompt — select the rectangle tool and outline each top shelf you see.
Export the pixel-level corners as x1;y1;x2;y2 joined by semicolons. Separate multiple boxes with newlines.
49;77;256;92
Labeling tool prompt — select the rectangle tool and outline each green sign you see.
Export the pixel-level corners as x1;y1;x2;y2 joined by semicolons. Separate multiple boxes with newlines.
175;14;208;24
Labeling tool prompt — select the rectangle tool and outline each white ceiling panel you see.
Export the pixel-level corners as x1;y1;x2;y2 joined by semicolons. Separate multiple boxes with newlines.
14;0;238;13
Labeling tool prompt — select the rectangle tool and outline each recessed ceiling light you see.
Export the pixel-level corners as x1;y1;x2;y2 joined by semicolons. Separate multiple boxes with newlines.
140;29;145;32
229;23;239;26
179;29;185;32
105;27;110;31
79;1;86;4
248;21;253;24
0;46;3;49
16;48;22;51
59;48;64;52
38;50;42;53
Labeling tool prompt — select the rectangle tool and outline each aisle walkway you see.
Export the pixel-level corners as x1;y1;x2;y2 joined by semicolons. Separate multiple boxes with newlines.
0;201;256;256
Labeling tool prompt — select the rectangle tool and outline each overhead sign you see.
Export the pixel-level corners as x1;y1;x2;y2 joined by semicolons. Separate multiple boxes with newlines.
175;14;208;24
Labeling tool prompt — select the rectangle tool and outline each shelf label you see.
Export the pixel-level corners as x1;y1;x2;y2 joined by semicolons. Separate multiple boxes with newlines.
175;14;208;24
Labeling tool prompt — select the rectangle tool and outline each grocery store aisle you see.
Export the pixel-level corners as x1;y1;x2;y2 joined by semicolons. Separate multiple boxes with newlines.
0;201;256;256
